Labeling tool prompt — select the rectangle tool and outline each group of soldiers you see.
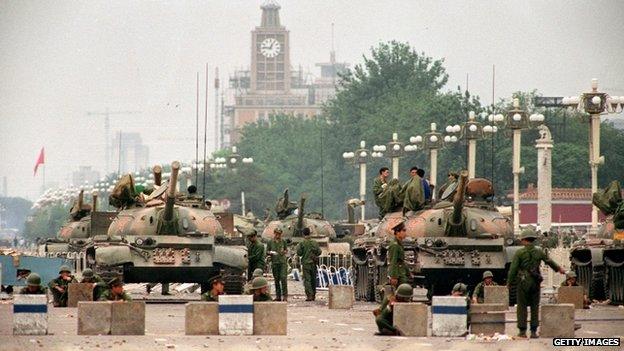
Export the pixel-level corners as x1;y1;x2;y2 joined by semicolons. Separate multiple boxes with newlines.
19;265;131;305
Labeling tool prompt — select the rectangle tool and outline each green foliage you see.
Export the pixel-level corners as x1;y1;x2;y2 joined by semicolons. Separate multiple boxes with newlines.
23;203;69;241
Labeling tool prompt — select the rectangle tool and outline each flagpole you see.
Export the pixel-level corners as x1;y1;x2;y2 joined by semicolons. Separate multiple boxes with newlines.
42;164;45;194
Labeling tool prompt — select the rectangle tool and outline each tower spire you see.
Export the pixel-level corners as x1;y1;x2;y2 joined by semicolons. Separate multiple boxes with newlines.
260;0;281;27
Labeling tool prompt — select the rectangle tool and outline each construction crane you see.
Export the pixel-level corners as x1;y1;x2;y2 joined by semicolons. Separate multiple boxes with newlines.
86;108;141;174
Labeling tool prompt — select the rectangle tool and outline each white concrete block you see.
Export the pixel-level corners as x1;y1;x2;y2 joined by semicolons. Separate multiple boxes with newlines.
13;294;48;335
218;295;253;335
431;296;468;337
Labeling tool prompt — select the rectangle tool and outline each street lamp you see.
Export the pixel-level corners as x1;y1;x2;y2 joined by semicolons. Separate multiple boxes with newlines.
208;146;254;214
373;133;416;179
342;140;370;221
447;111;499;179
561;79;623;233
410;123;443;190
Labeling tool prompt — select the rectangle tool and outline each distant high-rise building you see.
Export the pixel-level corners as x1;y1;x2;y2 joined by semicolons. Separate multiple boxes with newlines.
111;132;149;174
71;166;100;188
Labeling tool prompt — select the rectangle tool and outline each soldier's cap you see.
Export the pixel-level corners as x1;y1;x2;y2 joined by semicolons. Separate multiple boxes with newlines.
302;227;311;236
108;277;123;287
395;283;413;298
209;275;225;286
59;265;72;274
520;227;538;240
273;226;283;234
392;220;406;233
482;271;494;280
566;271;577;279
251;277;268;290
82;268;94;278
452;283;467;294
252;268;264;278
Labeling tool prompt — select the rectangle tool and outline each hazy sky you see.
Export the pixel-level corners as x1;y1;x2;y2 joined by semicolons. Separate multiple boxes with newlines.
1;0;623;200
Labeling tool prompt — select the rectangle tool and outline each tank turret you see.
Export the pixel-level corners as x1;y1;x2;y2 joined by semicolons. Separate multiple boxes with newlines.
446;170;468;237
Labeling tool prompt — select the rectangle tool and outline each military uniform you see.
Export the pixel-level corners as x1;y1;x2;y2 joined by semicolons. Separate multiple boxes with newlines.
508;231;562;336
19;286;47;294
388;238;409;285
372;177;387;219
472;271;498;304
296;235;321;300
267;237;288;300
81;273;107;300
253;292;272;302
48;270;78;307
201;291;219;302
20;273;47;294
99;289;132;302
246;236;265;282
375;283;412;335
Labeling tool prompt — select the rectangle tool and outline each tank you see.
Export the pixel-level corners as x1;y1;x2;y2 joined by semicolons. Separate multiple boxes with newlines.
87;161;247;293
569;180;624;304
352;171;518;301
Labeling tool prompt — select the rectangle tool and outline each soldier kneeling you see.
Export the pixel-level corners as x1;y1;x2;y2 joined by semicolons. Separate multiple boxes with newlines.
561;271;590;309
19;273;47;295
99;277;132;302
374;283;412;336
201;275;225;302
249;277;272;302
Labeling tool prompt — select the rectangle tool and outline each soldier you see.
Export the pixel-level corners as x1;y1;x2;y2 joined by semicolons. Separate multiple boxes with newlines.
373;167;390;219
296;227;321;301
471;271;498;304
99;277;132;302
508;227;565;338
249;277;272;302
243;268;265;294
48;265;77;307
451;282;468;297
201;275;225;302
416;168;432;203
80;268;106;301
561;271;590;308
19;273;47;294
246;229;265;282
388;221;410;287
374;283;412;336
267;226;288;301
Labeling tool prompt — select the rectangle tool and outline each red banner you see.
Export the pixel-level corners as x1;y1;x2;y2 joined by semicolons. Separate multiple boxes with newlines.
33;147;45;176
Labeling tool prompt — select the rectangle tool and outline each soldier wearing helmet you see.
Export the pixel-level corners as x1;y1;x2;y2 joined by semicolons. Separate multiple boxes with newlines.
374;283;412;336
19;273;47;295
471;271;498;304
80;268;106;300
249;277;272;302
561;271;590;308
508;226;566;338
48;265;77;307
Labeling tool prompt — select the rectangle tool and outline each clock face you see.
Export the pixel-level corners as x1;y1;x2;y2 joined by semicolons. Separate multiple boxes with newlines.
260;38;281;58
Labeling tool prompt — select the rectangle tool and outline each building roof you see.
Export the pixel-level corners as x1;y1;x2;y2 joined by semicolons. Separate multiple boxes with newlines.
512;184;594;200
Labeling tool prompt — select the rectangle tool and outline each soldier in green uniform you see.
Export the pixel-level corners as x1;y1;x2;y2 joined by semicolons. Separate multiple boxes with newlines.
296;227;321;301
99;277;132;302
48;265;77;307
19;273;47;294
249;277;272;302
374;283;412;335
80;268;106;301
388;221;410;287
267;226;288;301
373;167;390;219
561;271;590;308
243;268;264;294
471;270;498;304
246;229;265;282
201;275;225;302
508;227;565;338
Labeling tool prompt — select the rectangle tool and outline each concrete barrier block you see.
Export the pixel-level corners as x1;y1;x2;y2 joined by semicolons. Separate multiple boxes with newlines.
484;286;508;305
218;295;253;335
470;311;506;335
110;301;145;335
13;294;48;335
541;304;575;338
432;296;467;337
253;302;287;335
393;303;427;337
557;286;584;309
328;285;354;309
185;302;219;335
469;303;507;314
77;302;111;335
68;283;94;307
0;303;12;335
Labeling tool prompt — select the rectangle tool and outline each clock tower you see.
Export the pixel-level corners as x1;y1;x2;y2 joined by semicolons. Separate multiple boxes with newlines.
251;0;290;93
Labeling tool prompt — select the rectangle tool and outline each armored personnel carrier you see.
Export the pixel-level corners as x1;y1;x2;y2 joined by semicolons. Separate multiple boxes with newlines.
86;161;247;293
570;180;624;304
352;171;518;301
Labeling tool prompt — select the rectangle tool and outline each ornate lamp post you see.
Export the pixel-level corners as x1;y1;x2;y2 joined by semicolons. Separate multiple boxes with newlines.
561;79;623;233
410;123;443;190
343;141;370;221
209;146;254;214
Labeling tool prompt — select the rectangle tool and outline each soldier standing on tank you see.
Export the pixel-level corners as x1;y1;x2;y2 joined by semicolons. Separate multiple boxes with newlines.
201;275;225;302
267;227;288;301
508;227;566;338
374;283;412;336
99;277;132;302
296;227;321;301
373;167;390;219
471;271;498;304
249;277;272;301
80;268;106;301
19;273;47;294
48;265;77;307
246;230;265;282
388;221;410;287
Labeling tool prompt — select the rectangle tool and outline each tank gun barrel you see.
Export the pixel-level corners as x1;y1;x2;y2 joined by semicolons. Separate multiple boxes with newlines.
296;194;306;236
77;190;84;211
448;170;468;236
163;161;180;222
153;165;162;186
92;191;98;212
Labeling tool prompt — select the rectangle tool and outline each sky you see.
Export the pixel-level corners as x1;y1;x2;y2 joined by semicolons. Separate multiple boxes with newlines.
1;0;623;200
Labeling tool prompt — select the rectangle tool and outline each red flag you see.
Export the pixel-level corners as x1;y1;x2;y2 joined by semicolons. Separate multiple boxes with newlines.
33;147;45;176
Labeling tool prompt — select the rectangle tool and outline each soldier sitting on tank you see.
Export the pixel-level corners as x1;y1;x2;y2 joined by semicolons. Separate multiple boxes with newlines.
201;275;225;302
401;168;425;214
373;167;390;219
561;271;590;309
416;168;432;204
437;172;459;202
48;265;77;307
19;273;47;295
249;277;272;302
388;221;410;287
471;271;498;304
374;283;412;336
69;190;92;221
99;277;132;302
80;268;106;301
